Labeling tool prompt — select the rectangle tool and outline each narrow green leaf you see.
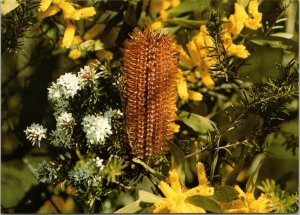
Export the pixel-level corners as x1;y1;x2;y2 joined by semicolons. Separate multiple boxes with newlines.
186;195;222;213
246;160;262;192
114;200;142;213
210;150;218;184
213;185;239;202
248;36;298;52
168;141;186;186
178;111;215;134
138;190;163;203
132;158;165;180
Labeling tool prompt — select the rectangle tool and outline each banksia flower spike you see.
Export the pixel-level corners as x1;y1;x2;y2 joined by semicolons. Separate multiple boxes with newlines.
123;27;178;159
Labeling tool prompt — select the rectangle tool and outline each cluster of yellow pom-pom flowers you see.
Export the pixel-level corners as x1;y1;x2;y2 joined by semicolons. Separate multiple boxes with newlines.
37;0;112;60
176;0;262;100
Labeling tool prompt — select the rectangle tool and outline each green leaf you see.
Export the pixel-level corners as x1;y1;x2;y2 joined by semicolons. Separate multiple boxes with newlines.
114;190;163;213
132;158;165;180
213;185;239;202
1;160;38;208
246;160;262;192
186;195;222;213
210;150;218;184
1;0;20;15
168;141;186;186
178;111;215;134
168;0;208;17
114;200;142;213
248;36;298;52
138;190;163;203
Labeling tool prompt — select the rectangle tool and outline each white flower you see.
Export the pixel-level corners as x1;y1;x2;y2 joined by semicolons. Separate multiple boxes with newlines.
48;73;83;103
104;108;123;121
82;113;112;145
94;157;105;170
24;123;47;147
78;65;100;85
56;112;75;130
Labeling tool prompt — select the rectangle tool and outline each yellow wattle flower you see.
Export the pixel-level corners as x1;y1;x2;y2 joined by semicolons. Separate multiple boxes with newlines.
71;7;96;20
159;9;169;20
39;0;52;12
72;35;83;45
245;0;262;30
178;46;194;69
171;124;180;133
227;44;250;59
197;65;215;89
68;49;81;60
58;1;75;19
150;21;163;30
177;70;189;101
62;23;75;48
187;41;202;67
171;0;180;7
154;162;214;213
83;23;106;40
38;5;61;20
188;91;203;101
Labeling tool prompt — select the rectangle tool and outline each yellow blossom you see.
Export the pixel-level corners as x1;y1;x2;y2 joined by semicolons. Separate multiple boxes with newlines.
177;69;189;101
221;185;270;213
171;0;180;7
159;9;169;20
197;65;215;89
83;23;106;40
187;41;202;67
154;162;214;213
72;35;83;45
39;0;52;12
245;0;262;30
188;91;203;101
38;5;61;20
58;1;76;19
171;124;180;133
227;44;250;59
150;21;163;30
71;7;96;20
178;46;194;69
62;23;75;48
68;49;81;60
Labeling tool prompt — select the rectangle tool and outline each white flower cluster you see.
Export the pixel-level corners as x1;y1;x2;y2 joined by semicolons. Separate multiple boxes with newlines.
56;112;75;130
50;112;75;147
24;123;47;147
48;73;83;104
82;114;112;145
81;108;122;146
78;65;100;85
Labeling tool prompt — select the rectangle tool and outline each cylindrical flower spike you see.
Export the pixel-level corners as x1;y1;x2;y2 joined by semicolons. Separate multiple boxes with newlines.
123;27;178;158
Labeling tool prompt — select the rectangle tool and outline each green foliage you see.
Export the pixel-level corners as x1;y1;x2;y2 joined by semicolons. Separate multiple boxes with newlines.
257;179;299;213
1;0;38;53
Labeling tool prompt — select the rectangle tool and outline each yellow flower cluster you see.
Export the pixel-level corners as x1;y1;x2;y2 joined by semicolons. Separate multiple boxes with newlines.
37;0;109;61
222;0;262;58
178;0;262;90
154;162;214;213
154;162;271;213
150;0;180;20
177;69;203;101
149;0;180;30
221;185;270;213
